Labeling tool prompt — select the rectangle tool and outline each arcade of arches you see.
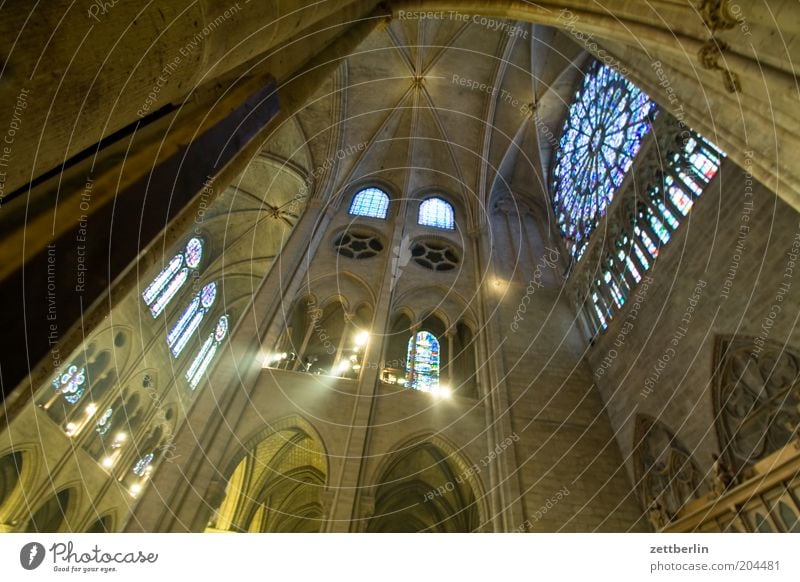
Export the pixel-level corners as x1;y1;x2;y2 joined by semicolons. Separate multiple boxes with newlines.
0;1;799;533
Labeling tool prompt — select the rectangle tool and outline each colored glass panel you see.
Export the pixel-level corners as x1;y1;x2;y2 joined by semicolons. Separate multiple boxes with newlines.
552;61;656;259
133;453;154;477
406;331;441;392
418;198;455;230
186;315;229;389
349;187;390;219
52;365;87;405
142;238;204;318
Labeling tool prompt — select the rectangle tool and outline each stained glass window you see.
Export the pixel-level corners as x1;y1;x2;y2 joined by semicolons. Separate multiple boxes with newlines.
184;237;203;269
591;291;609;330
635;225;658;258
552;62;656;260
418;197;455;230
649;211;671;244
579;123;724;337
186;315;229;389
142;238;204;317
625;255;642;283
167;282;217;357
51;365;87;405
656;200;679;230
95;408;113;436
133;452;154;477
406;331;440;392
632;240;651;270
349;187;390;219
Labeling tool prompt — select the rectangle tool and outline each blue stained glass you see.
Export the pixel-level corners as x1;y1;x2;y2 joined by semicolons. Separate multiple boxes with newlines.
171;308;205;357
633;241;651;270
188;342;219;390
418;197;455;230
142;254;182;305
214;315;229;341
635;226;658;258
626;255;642;283
185;238;203;269
656;201;680;230
168;297;200;347
133;453;154;477
186;315;229;389
149;268;189;317
649;212;671;244
583;132;722;341
200;282;217;308
406;331;440;392
552;61;655;259
142;238;204;318
167;282;217;358
52;364;87;405
95;408;113;436
349;187;390;219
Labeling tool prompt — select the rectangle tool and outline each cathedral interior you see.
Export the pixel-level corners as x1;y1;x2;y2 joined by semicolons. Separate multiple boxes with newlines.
0;0;798;533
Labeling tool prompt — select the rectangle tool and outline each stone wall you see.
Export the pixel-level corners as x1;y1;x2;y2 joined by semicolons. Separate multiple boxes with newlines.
587;157;800;486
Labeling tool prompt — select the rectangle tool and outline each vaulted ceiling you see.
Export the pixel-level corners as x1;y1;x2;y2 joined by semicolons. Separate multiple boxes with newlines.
289;17;589;227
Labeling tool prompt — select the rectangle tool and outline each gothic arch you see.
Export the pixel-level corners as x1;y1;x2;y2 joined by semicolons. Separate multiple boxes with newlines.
84;513;115;533
0;448;37;523
364;433;487;532
23;488;74;533
393;285;476;331
304;271;376;313
208;416;329;533
632;414;705;521
713;335;800;473
42;326;133;427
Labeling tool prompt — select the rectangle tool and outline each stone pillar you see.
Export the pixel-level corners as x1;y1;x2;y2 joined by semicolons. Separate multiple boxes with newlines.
446;331;455;386
469;223;526;531
325;213;405;532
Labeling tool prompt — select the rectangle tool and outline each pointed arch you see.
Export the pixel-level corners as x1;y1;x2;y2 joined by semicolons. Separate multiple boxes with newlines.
209;416;329;533
23;489;72;533
713;335;800;472
142;237;206;318
633;414;705;520
365;434;487;532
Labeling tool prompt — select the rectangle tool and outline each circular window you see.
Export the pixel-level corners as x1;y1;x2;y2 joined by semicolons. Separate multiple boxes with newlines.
411;240;460;271
333;231;385;259
551;61;656;260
